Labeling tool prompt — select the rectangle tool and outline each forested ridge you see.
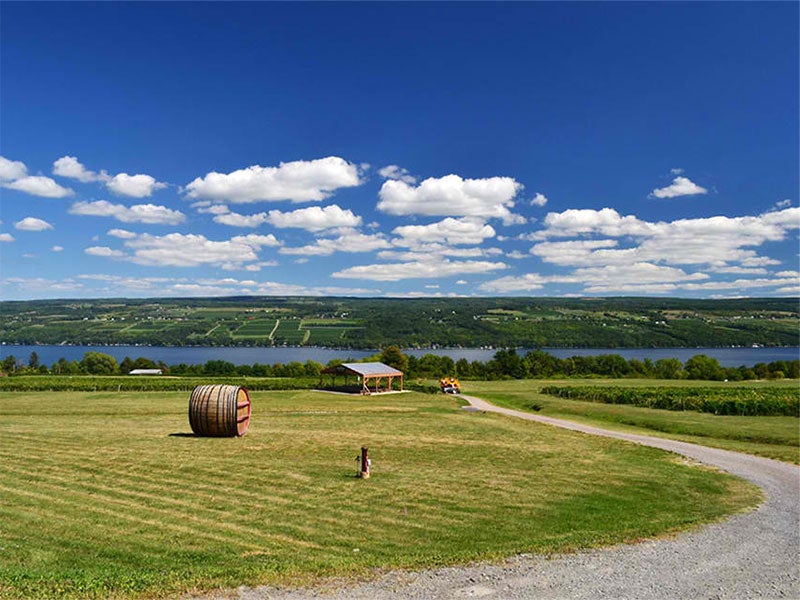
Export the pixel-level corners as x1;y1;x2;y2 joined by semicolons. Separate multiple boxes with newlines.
1;296;797;349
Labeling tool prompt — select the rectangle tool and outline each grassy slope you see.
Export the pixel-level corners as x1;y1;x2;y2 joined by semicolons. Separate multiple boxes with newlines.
0;390;759;599
465;379;800;463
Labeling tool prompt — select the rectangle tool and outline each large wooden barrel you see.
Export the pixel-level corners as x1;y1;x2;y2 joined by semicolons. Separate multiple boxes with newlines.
188;385;251;437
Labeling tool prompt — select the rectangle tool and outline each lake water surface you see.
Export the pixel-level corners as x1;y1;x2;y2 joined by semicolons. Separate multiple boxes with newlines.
1;344;797;368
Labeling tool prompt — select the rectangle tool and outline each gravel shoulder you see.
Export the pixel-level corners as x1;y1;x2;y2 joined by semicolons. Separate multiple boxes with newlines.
201;394;800;600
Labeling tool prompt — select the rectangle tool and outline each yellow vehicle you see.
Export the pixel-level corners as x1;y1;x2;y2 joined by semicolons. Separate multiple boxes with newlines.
439;377;461;394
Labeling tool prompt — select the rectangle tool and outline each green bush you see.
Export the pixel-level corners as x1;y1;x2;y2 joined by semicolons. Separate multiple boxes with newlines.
406;382;442;395
0;375;317;392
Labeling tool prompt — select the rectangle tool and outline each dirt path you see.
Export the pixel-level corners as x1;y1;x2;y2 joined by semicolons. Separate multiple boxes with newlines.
206;395;800;600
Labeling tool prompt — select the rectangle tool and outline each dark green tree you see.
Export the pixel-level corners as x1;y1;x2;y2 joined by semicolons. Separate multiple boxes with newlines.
1;355;17;373
380;345;409;373
132;357;158;370
455;358;471;378
489;349;527;379
684;354;725;381
524;350;560;378
53;357;79;375
28;352;40;369
304;360;323;377
79;352;119;375
417;354;444;377
119;357;134;374
203;360;236;376
654;358;684;379
439;356;456;376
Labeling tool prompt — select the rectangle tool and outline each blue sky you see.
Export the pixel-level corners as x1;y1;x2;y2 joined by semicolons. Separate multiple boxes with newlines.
1;2;797;300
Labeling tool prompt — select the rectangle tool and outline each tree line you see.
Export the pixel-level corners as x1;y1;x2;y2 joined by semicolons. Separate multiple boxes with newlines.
2;347;797;381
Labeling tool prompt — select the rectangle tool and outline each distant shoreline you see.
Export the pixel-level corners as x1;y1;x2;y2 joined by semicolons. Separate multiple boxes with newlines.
3;344;798;369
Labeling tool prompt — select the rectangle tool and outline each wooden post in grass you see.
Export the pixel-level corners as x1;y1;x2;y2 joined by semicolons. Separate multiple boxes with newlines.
359;446;370;479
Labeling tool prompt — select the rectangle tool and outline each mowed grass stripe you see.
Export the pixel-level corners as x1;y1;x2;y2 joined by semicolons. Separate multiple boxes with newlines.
0;451;552;547
0;451;303;510
0;446;393;528
0;452;462;549
0;424;692;520
0;463;320;549
0;454;346;542
0;479;327;557
0;390;761;599
0;491;268;566
0;479;267;552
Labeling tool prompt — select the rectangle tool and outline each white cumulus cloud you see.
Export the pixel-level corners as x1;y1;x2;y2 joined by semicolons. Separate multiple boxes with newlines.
14;217;54;231
479;273;548;293
0;156;28;181
85;246;126;258
539;208;653;238
332;258;507;281
230;233;282;248
377;174;526;225
378;165;417;184
266;204;362;231
184;156;363;203
650;176;708;199
507;206;800;294
106;173;168;198
69;200;185;225
113;233;280;268
280;230;390;256
533;207;800;270
195;204;231;215
3;175;74;198
52;156;107;183
480;262;707;294
0;233;15;242
107;228;138;239
392;217;496;247
531;239;626;266
53;155;167;198
378;245;502;262
572;263;708;285
531;192;548;207
213;211;269;228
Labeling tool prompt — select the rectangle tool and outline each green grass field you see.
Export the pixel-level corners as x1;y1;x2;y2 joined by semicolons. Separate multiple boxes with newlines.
0;388;760;599
465;379;800;463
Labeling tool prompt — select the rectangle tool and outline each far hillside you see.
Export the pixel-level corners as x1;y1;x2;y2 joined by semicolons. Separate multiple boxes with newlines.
1;296;797;349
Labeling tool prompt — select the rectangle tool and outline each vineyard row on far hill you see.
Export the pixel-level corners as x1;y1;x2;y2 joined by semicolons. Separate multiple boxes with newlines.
1;296;798;349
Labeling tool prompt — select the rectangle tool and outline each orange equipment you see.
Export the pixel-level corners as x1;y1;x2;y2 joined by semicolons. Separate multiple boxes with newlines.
439;377;461;394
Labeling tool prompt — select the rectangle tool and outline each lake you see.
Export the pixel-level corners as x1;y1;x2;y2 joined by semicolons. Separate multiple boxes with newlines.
1;344;797;368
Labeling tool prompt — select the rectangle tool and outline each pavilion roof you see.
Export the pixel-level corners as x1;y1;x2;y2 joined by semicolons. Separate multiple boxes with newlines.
321;362;403;377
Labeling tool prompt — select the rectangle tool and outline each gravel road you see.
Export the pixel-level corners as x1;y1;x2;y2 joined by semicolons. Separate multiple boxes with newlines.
202;394;800;600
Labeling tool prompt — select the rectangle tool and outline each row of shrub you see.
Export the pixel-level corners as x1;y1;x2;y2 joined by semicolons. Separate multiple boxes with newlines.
4;348;798;382
0;375;318;392
540;385;800;417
